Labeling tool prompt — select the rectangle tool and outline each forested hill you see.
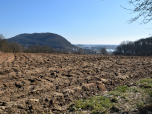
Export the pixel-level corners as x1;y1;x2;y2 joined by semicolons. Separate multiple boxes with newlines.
113;36;152;56
7;33;76;49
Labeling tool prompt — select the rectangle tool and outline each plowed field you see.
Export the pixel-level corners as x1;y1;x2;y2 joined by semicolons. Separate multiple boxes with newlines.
0;53;152;113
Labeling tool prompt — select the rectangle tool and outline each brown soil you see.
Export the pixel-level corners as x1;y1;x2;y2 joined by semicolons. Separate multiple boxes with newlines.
0;53;152;113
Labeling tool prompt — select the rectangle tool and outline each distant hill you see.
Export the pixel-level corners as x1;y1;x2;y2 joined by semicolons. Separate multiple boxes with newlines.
7;33;76;49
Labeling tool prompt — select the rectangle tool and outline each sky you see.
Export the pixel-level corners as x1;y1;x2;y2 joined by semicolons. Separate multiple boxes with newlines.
1;0;152;45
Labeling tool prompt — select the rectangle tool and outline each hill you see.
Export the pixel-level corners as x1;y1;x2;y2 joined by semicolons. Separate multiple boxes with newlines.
7;33;76;49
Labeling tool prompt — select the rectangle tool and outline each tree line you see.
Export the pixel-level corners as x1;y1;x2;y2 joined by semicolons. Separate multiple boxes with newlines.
24;44;55;53
0;38;55;53
0;37;88;54
113;37;152;56
0;38;24;52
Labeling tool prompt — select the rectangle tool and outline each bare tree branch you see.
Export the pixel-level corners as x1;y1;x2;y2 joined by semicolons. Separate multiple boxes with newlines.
125;0;152;24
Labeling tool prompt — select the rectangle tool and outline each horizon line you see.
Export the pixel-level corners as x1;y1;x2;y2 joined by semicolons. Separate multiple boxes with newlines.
73;44;119;45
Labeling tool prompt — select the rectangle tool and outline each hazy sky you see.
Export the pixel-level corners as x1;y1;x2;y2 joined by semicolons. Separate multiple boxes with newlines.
1;0;152;44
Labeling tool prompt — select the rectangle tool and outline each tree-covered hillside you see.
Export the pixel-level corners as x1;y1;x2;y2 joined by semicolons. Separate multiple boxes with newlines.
7;33;76;49
113;36;152;56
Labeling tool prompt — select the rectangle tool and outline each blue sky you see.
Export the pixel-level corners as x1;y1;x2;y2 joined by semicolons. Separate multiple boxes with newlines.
1;0;152;45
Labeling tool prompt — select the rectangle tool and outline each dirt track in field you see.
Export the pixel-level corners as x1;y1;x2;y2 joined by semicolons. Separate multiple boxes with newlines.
0;53;152;113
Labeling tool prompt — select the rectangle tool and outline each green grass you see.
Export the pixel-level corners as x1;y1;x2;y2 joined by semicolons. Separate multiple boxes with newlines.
69;96;113;113
136;78;152;97
108;85;129;96
120;96;129;101
115;85;129;92
68;78;152;113
136;78;152;88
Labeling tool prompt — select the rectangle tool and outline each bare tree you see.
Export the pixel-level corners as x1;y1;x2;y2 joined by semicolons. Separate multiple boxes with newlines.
0;39;9;52
100;47;107;55
0;34;5;39
8;42;24;52
76;44;84;54
124;0;152;24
